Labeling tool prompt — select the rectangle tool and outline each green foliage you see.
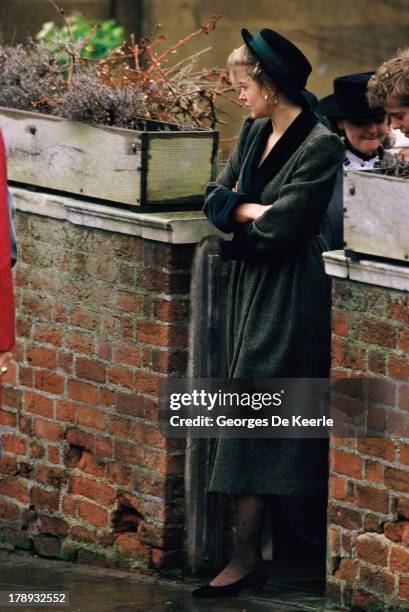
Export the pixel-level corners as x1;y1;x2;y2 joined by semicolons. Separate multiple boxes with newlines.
36;11;124;61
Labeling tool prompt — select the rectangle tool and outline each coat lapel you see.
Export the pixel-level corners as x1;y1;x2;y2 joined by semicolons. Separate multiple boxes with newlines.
241;109;318;200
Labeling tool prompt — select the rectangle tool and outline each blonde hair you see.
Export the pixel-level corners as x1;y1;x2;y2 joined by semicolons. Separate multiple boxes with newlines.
368;48;409;108
227;44;276;92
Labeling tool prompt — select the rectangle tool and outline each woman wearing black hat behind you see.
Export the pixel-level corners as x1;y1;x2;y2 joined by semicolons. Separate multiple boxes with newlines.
194;29;345;599
318;72;393;250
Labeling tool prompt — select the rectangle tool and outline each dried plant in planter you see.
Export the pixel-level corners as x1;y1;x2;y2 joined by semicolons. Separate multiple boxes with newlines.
0;14;235;131
374;155;409;179
0;41;66;113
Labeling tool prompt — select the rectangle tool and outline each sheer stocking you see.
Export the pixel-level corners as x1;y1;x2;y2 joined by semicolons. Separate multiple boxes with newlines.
210;495;266;586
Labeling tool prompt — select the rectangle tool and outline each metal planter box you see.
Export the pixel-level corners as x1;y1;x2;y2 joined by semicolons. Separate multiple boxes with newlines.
344;170;409;263
0;107;219;209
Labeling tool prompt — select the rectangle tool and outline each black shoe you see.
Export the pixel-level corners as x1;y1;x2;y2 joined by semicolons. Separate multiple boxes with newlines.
191;563;268;599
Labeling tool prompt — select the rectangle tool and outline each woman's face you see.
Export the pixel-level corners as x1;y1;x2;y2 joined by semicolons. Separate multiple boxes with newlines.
232;67;271;119
337;115;388;155
385;103;409;136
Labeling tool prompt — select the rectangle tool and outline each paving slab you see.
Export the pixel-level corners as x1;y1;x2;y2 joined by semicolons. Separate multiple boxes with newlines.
0;552;336;612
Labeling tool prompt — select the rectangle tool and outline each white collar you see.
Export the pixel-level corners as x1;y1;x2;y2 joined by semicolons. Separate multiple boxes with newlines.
343;148;380;170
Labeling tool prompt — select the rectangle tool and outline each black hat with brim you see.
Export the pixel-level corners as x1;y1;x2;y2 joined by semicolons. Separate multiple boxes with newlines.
241;28;312;106
318;72;385;119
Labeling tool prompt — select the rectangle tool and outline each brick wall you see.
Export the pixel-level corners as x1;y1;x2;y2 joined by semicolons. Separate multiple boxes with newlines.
0;210;194;571
328;278;409;609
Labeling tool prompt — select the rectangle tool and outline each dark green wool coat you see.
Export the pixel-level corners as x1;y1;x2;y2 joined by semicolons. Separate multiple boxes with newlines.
203;111;345;495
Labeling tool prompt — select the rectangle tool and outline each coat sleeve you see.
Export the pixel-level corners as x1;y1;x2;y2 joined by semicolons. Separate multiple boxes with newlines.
203;117;254;234
242;133;345;255
0;130;15;352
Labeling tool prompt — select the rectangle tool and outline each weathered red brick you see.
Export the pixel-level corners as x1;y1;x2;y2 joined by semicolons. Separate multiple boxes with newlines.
76;450;105;478
38;515;68;537
106;463;133;488
70;524;98;544
77;499;108;528
76;357;106;384
368;379;396;406
65;332;95;354
95;436;113;459
31;441;45;459
400;575;409;600
70;475;116;506
97;340;111;360
388;301;409;325
115;441;144;466
0;499;21;521
115;533;150;560
19;366;34;387
388;354;409;379
33;323;63;346
361;319;397;348
328;504;362;529
400;385;409;412
55;400;75;423
400;328;409;352
34;419;64;441
112;343;141;367
66;427;94;451
366;460;383;484
24;391;53;418
0;479;29;503
368;350;386;376
390;545;409;573
34;465;65;488
110;416;135;439
356;484;389;514
401;443;409;466
334;558;357;582
31;487;59;511
135;370;160;396
75;405;106;431
2;434;27;455
115;291;142;313
0;455;19;476
154;299;190;323
359;565;395;595
47;445;60;464
68;380;99;404
136;321;188;348
0;409;17;427
107;366;134;390
384;466;409;493
357;438;395;462
331;337;366;370
27;346;57;369
364;514;383;533
356;534;388;566
34;371;64;395
331;449;363;479
384;520;406;543
71;308;99;331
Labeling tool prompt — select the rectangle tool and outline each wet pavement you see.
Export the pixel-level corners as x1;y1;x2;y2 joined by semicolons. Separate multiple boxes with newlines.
0;551;336;611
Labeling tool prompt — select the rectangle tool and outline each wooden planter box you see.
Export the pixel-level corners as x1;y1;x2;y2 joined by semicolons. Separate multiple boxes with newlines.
0;107;219;209
344;170;409;263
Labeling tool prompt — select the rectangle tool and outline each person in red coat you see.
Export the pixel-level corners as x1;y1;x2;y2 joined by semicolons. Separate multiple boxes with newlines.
0;128;15;401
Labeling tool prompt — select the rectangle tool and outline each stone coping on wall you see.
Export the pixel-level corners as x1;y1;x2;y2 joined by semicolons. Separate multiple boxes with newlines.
323;249;409;292
11;186;225;245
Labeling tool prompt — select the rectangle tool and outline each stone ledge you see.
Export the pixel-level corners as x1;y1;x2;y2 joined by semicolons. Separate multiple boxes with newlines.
323;250;409;292
11;186;225;245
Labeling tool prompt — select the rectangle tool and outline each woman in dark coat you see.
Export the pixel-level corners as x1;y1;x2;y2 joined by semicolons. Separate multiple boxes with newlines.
193;28;344;599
